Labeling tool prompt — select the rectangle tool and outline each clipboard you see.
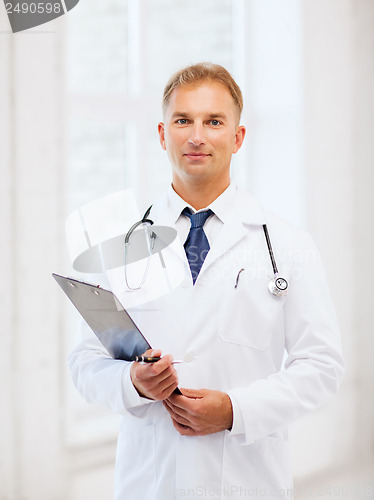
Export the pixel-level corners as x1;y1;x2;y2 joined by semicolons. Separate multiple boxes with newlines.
53;273;182;395
53;273;151;361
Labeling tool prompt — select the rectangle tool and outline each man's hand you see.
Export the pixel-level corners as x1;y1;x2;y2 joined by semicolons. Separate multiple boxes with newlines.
130;349;179;400
163;388;233;436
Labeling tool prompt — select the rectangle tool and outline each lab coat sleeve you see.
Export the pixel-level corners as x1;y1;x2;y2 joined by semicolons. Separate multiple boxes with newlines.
227;232;345;445
67;319;156;415
227;393;245;435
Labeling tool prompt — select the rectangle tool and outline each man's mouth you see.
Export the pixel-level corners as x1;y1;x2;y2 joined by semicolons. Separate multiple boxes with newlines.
183;152;211;160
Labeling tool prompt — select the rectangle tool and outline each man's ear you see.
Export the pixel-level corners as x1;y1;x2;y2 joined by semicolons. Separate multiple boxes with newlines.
233;125;246;154
158;122;166;150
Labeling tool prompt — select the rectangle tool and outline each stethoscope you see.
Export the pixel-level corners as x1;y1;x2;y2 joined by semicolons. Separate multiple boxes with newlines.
262;224;288;298
124;205;156;290
124;206;288;298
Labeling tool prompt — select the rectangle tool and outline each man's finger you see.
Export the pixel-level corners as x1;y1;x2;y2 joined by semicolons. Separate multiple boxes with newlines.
144;348;162;357
138;366;178;392
165;393;199;413
180;388;205;398
163;399;191;419
164;404;193;427
155;374;179;398
170;419;196;436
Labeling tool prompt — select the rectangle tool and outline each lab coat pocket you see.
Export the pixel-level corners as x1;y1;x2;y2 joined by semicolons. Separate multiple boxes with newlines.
218;277;284;351
114;424;156;500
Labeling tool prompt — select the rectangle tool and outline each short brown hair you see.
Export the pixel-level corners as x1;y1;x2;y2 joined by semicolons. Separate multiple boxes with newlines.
162;62;243;122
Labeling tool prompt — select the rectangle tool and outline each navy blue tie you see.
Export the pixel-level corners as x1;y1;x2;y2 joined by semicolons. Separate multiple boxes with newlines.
182;207;213;284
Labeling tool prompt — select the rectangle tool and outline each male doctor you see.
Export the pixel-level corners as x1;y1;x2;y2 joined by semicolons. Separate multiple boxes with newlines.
68;63;344;499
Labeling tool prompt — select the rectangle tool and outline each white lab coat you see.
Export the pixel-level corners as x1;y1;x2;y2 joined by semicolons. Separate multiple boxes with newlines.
68;186;344;500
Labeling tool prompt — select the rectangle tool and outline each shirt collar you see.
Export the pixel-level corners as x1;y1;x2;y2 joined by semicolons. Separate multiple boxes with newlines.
167;182;237;224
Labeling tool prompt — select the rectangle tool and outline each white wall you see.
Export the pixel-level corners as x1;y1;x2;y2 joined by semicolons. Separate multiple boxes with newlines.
0;14;68;500
291;0;374;488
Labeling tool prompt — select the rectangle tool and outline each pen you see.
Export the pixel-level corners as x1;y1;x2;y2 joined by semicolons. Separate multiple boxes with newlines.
234;268;245;288
134;355;183;364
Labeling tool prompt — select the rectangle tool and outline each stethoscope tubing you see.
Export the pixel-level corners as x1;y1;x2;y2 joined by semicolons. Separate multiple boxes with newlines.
262;224;278;275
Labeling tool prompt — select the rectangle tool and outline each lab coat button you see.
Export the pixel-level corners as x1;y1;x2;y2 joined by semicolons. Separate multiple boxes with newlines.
183;352;195;363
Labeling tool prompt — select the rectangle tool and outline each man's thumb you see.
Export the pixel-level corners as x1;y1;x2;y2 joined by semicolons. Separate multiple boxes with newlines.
180;388;204;398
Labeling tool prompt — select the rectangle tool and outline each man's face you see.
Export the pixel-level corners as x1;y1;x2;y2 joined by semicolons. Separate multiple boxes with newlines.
158;81;245;192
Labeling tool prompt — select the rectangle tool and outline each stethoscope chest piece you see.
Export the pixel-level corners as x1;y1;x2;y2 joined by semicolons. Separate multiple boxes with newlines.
268;275;288;298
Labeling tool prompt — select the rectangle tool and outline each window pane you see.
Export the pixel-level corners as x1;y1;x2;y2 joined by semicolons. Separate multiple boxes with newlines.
67;117;128;211
67;0;128;95
145;0;233;94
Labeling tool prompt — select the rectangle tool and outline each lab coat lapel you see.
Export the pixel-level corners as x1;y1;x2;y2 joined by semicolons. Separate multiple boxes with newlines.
202;217;248;273
149;193;188;268
199;188;267;278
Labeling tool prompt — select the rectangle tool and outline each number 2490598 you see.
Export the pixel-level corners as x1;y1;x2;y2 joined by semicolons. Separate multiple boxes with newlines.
5;3;62;14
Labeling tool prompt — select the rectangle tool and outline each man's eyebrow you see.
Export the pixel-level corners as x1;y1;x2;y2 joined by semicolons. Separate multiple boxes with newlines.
170;112;189;118
207;113;227;119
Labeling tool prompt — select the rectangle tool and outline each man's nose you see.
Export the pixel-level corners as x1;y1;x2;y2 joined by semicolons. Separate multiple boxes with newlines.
188;123;206;146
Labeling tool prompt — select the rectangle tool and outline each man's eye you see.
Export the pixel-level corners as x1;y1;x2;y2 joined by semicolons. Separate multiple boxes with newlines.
210;120;221;126
177;119;188;125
